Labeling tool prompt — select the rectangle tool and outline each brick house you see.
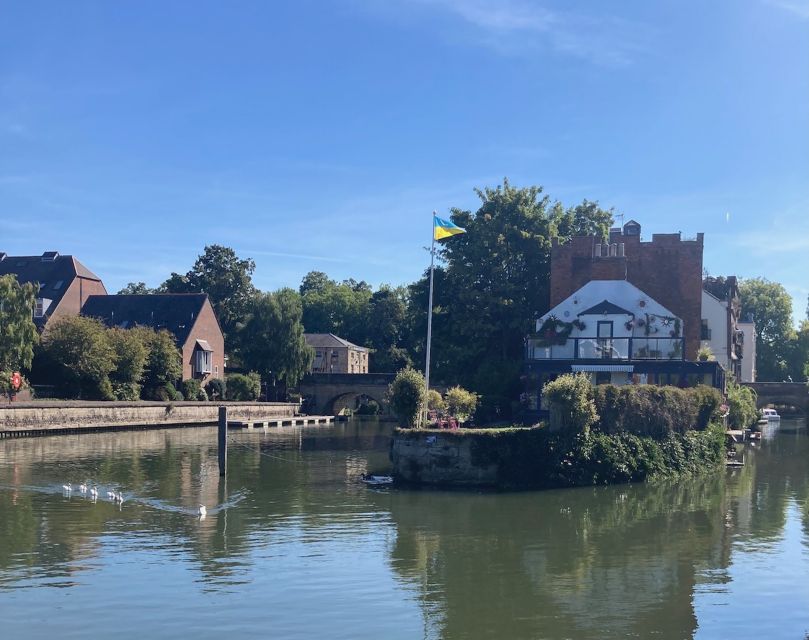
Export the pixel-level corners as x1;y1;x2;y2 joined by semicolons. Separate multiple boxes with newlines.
81;294;225;381
304;333;369;374
0;251;107;328
524;221;724;417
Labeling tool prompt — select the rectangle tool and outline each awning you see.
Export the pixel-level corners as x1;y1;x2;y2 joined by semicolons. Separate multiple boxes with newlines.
571;364;634;373
195;339;213;352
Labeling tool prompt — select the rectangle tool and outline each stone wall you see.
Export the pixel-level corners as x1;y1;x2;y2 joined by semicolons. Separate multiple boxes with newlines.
0;402;297;435
391;430;500;486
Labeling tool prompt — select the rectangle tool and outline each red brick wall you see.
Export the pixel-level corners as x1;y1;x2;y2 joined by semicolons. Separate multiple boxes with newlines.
47;277;108;327
181;298;225;381
550;232;704;360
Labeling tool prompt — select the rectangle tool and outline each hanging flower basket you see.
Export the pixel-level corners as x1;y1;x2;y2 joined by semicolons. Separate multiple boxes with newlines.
536;316;574;346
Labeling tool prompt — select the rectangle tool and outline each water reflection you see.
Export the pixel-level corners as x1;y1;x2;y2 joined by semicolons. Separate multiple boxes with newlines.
0;418;806;639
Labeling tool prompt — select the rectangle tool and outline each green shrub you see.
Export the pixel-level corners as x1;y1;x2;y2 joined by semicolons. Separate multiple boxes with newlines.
543;373;598;434
226;372;261;401
112;382;141;401
387;367;426;428
427;389;446;413
727;380;758;428
205;378;226;401
445;386;478;422
181;379;202;402
592;384;722;436
146;382;182;401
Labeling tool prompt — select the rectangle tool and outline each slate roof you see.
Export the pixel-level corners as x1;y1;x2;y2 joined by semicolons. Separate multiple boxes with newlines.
81;294;212;346
577;299;634;317
304;333;368;351
0;253;105;323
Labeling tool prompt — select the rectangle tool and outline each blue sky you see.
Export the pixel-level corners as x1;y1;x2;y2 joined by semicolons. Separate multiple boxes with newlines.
1;1;808;321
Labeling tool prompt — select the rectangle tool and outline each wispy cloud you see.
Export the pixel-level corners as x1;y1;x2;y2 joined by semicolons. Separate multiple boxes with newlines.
361;0;650;66
767;0;809;19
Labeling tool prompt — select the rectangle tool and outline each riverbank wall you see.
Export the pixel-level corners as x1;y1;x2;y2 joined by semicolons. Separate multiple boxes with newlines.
391;423;726;489
0;401;298;437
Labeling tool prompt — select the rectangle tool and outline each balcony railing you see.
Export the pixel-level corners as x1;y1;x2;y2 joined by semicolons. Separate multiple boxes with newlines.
526;337;684;361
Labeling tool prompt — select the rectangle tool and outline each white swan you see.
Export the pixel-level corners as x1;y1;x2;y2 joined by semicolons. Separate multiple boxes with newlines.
89;486;98;498
198;505;207;517
115;492;124;503
62;483;72;492
107;490;116;499
79;483;88;493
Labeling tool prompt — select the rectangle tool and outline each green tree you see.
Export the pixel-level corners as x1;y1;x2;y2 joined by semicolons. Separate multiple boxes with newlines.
410;179;613;404
161;245;256;343
300;273;372;342
365;286;412;372
226;372;261;401
427;389;446;412
444;386;478;423
107;327;149;399
387;367;427;428
117;282;156;295
238;289;313;394
40;316;117;399
0;274;39;371
142;329;182;392
739;278;795;381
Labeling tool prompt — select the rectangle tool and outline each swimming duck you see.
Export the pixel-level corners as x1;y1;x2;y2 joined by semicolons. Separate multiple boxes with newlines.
198;505;207;517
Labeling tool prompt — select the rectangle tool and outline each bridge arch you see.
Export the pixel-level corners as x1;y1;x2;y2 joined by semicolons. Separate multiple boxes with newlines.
328;392;387;416
742;382;809;416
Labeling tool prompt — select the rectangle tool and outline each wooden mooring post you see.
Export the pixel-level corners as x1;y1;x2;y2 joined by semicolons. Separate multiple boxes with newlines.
218;406;227;477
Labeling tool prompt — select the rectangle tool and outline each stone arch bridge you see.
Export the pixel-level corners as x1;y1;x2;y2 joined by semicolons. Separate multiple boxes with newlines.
742;382;809;415
299;373;396;415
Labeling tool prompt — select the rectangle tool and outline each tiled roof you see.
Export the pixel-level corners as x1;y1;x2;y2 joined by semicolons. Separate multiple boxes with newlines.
304;333;367;351
0;253;105;323
82;294;211;346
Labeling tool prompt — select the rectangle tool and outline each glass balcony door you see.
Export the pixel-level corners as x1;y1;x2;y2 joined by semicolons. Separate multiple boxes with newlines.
597;321;614;359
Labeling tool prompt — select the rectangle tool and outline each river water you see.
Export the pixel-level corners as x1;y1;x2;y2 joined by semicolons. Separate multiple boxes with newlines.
0;418;806;639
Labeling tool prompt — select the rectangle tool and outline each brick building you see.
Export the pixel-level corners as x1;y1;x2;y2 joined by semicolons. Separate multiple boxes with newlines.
82;294;225;381
550;220;704;360
524;221;724;417
304;333;369;374
0;251;107;329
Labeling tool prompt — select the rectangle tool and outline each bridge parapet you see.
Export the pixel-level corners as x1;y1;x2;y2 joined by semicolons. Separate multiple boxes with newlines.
742;382;808;414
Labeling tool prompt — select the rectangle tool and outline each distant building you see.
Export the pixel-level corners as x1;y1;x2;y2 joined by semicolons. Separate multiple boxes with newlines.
737;320;757;382
82;294;225;381
304;333;369;374
700;276;745;380
524;221;724;417
0;251;107;328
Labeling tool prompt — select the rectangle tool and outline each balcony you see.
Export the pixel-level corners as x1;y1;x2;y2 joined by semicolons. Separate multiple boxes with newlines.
526;336;684;361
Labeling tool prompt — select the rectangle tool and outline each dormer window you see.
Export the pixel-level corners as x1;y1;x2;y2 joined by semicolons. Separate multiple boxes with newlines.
34;298;52;318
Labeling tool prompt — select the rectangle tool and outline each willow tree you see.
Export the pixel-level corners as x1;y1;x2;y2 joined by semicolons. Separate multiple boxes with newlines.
0;274;39;371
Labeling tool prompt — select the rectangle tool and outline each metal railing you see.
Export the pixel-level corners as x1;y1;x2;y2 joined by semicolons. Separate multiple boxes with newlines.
526;337;684;361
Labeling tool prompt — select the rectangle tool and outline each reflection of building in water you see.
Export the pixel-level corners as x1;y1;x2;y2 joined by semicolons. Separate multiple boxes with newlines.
387;477;735;639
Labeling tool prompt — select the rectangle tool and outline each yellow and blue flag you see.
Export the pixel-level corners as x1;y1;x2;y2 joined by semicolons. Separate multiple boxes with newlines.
434;215;466;241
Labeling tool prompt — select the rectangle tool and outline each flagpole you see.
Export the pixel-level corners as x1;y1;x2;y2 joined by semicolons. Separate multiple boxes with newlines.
424;211;437;428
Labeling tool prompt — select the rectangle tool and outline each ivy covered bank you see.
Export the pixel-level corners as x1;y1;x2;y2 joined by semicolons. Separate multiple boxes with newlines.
391;374;726;489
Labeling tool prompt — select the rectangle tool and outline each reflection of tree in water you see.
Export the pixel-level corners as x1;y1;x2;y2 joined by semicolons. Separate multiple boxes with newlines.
386;476;737;639
0;421;395;589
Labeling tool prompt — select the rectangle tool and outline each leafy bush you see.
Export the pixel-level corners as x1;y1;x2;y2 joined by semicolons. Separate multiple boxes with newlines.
697;346;715;361
112;382;141;401
592;384;722;437
147;382;182;401
181;379;203;402
543;373;598;434
387;367;426;428
355;397;381;415
445;386;478;422
726;380;758;428
226;372;261;401
427;389;446;413
205;378;226;401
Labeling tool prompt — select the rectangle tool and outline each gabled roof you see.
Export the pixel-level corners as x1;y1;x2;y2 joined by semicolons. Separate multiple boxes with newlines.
0;253;105;323
578;300;634;316
304;333;367;351
81;294;214;347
